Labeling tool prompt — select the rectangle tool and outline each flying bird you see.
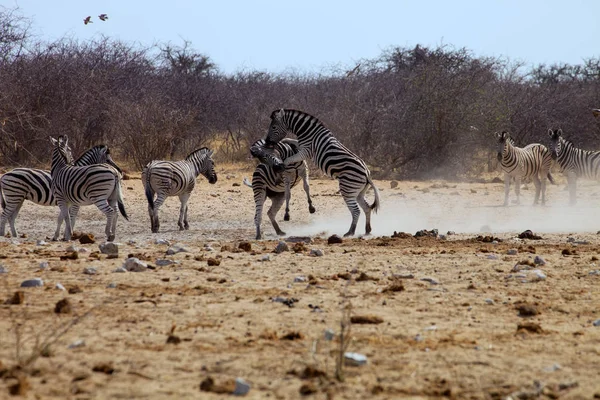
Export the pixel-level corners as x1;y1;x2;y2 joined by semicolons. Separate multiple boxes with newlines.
592;109;600;118
99;14;108;21
83;16;93;25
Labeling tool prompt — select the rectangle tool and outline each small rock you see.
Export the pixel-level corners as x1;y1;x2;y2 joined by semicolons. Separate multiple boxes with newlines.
83;267;97;275
99;242;118;255
344;352;368;366
67;339;85;349
233;378;250;396
123;257;147;272
166;243;188;255
55;283;66;291
507;249;518;255
294;276;307;283
127;239;137;245
107;282;118;288
273;241;289;253
485;298;494;305
39;261;49;270
54;298;72;314
323;329;335;341
113;267;127;273
486;254;499;260
518;230;543;240
593;319;600;327
238;242;252;252
420;277;439;285
155;238;170;245
516;303;540;317
36;240;48;246
414;229;438;238
390;180;399;189
285;236;313;244
79;233;95;244
534;256;546;265
155;259;178;267
447;231;455;236
0;265;6;274
327;234;343;244
590;270;600;276
7;291;24;304
299;382;318;396
531;269;547;281
310;249;324;257
20;278;43;288
261;254;271;262
393;273;415;279
207;258;220;266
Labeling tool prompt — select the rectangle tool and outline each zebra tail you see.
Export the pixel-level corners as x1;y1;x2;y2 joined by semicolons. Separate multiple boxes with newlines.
114;175;129;221
242;177;253;188
367;176;381;213
144;167;155;210
547;172;556;185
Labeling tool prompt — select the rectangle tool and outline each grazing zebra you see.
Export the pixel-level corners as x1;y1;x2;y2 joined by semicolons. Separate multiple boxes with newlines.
496;131;555;206
548;128;600;205
264;109;380;237
243;138;315;239
0;144;122;238
142;147;217;233
50;135;128;242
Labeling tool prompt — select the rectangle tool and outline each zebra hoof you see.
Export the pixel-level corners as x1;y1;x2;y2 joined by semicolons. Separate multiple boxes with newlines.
343;231;355;237
284;214;290;221
107;235;115;242
276;230;286;236
309;206;316;214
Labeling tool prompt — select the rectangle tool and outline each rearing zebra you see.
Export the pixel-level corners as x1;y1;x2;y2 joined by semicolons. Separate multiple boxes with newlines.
548;128;600;205
496;131;555;206
0;144;122;238
142;147;217;233
243;138;315;239
50;135;128;242
264;109;380;237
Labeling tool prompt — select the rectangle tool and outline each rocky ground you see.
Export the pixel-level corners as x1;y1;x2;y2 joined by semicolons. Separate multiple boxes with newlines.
1;169;599;399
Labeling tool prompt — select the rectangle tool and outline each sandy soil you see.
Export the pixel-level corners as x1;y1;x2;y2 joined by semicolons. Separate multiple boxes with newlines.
1;166;600;399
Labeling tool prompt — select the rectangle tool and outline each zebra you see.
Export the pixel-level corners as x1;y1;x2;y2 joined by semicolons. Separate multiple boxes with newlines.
142;147;217;233
243;138;316;239
50;135;128;242
496;131;555;206
548;128;600;205
264;109;380;237
0;144;122;238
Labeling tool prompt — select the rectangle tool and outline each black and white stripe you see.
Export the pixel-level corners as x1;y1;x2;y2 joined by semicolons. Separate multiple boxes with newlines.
548;128;600;205
50;135;128;242
265;109;380;237
496;131;554;206
142;147;217;233
244;138;315;239
0;144;121;237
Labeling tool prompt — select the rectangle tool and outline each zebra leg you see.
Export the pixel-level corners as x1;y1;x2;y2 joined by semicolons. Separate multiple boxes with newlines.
55;201;72;241
342;195;361;237
284;177;292;221
503;174;510;206
151;193;167;233
178;193;191;230
532;175;542;205
357;189;372;235
514;177;521;205
253;189;267;240
108;195;119;240
0;199;22;237
267;193;286;237
567;172;577;206
69;205;80;232
300;166;316;214
94;199;116;242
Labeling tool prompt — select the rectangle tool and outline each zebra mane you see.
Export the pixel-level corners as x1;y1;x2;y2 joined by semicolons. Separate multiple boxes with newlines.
185;147;212;161
271;109;323;126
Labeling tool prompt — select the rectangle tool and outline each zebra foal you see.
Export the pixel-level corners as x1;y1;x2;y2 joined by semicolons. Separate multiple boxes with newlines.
0;144;122;238
50;135;128;242
496;131;554;206
142;147;217;233
243;138;315;239
548;128;600;205
264;109;380;237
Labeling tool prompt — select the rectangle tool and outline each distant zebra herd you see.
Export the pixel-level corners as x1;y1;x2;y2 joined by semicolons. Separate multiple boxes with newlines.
0;109;599;242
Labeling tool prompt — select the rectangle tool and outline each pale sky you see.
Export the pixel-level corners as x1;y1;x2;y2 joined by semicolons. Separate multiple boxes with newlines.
7;0;600;74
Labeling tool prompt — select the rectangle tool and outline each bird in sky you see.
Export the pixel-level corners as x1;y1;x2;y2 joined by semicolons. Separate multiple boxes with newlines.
83;16;93;25
99;14;108;21
592;109;600;118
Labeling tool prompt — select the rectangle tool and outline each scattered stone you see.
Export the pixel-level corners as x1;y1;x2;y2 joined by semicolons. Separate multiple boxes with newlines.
323;329;335;341
7;291;24;305
166;334;181;344
531;269;547;281
414;229;438;238
294;276;307;283
36;240;48;246
293;242;308;253
68;286;83;294
233;378;251;396
60;251;79;260
516;303;540;317
476;235;503;243
485;298;494;305
391;231;412;239
92;363;115;374
593;319;600;327
20;278;43;288
350;315;384;324
155;238;170;245
280;331;304;340
486;254;499;260
273;241;289;253
166;243;188;255
270;296;298;307
299;382;318;396
534;256;546;265
261;254;271;262
285;236;313;244
420;277;439;285
67;339;86;349
517;322;543;334
382;282;405;292
589;270;600;276
127;239;137;245
393;273;414;279
562;248;575;256
238;242;252;252
344;352;368;366
83;267;97;275
232;182;241;187
55;283;66;291
54;298;72;314
155;259;178;266
107;282;118;288
518;230;543;240
123;257;147;272
0;265;6;274
327;234;343;244
99;242;118;255
200;376;236;394
79;233;95;244
113;266;127;273
507;249;518;255
356;272;378;281
390;180;399;189
207;258;221;266
39;261;49;270
310;249;324;257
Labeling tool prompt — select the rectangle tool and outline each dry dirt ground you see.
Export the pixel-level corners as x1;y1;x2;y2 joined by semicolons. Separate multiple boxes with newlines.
1;167;600;399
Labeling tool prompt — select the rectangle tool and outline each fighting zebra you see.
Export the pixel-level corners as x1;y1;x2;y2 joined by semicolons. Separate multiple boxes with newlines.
548;128;600;205
264;109;380;237
142;147;217;233
496;131;555;206
50;135;128;242
243;138;315;239
0;144;122;238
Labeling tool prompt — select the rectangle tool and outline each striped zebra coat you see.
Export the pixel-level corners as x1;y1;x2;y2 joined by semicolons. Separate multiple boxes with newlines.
0;144;122;238
496;131;554;206
142;147;217;233
265;109;380;237
548;128;600;205
50;136;128;242
243;138;315;239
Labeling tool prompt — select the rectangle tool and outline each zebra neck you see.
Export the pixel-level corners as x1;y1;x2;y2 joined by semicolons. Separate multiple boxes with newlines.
50;152;69;175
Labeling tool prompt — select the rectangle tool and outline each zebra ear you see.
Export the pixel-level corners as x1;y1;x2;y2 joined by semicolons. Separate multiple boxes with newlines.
271;108;285;121
501;131;509;140
548;129;554;138
50;136;58;146
556;129;563;137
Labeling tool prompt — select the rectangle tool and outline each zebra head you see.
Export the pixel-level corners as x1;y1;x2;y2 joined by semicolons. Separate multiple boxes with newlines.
250;139;285;172
50;135;74;172
186;147;217;184
74;145;122;174
548;129;563;160
265;108;289;149
495;131;511;161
